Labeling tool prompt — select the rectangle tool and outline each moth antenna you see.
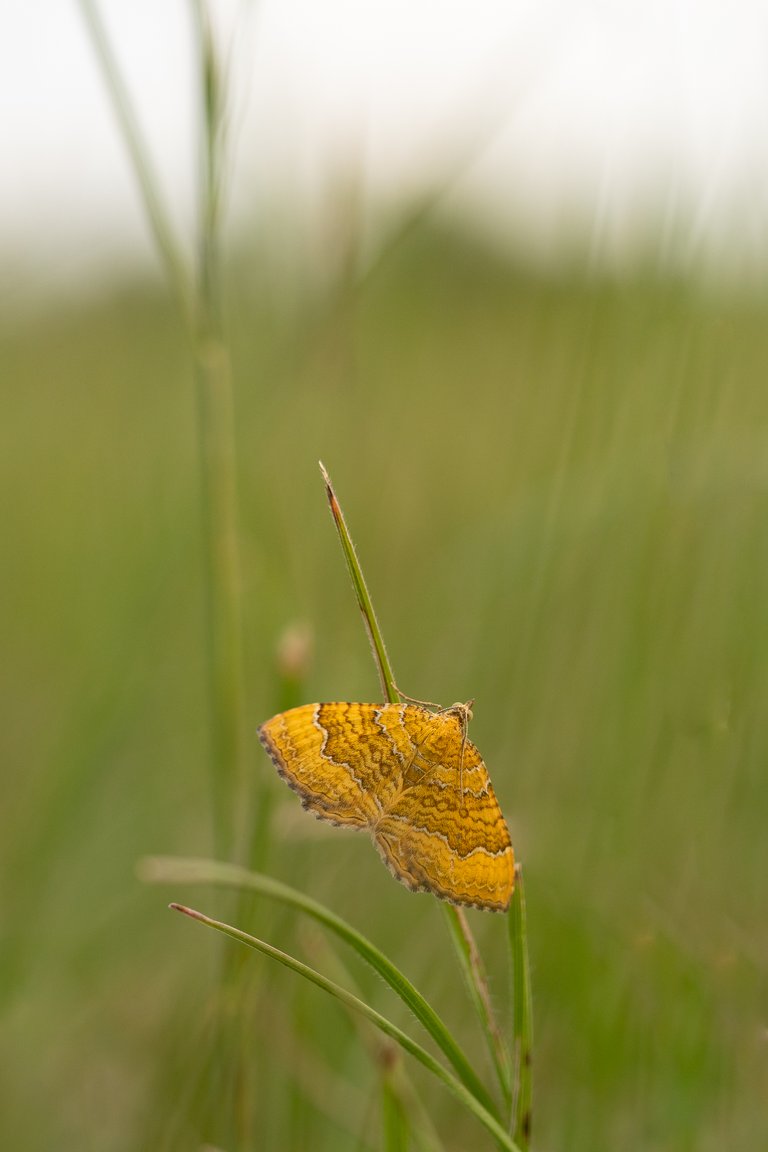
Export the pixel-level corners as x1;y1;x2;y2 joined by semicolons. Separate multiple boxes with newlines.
392;681;442;711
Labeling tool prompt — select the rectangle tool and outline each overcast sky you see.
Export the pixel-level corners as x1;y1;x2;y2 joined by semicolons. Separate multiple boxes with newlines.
3;0;768;297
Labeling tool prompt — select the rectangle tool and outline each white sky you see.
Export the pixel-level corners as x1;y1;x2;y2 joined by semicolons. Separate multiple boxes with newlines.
3;0;768;299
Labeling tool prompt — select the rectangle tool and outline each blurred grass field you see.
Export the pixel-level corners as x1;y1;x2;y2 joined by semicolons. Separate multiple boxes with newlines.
1;226;766;1151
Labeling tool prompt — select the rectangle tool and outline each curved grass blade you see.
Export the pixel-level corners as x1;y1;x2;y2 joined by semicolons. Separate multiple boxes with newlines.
170;903;522;1152
142;855;498;1120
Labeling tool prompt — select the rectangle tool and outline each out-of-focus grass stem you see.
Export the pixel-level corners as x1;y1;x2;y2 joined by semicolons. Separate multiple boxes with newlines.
189;0;245;863
77;0;194;327
80;0;246;862
80;6;247;1140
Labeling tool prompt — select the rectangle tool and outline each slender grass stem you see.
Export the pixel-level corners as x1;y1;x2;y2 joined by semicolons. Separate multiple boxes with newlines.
319;462;397;703
188;2;245;862
82;8;249;1144
80;1;246;860
509;865;533;1147
444;905;513;1115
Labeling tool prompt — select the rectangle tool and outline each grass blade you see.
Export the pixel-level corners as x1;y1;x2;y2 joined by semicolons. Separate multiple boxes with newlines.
142;855;500;1120
81;0;246;863
509;865;533;1147
319;462;398;703
170;903;523;1152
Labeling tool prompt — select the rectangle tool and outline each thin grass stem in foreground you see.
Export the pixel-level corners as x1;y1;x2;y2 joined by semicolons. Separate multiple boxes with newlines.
170;903;523;1152
320;462;398;703
144;855;498;1119
80;0;247;862
509;865;533;1146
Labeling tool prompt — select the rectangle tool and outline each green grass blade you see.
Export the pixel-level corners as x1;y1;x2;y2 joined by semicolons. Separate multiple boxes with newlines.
187;2;246;865
82;0;246;865
319;462;398;703
443;904;513;1115
170;903;523;1152
142;855;499;1120
508;865;533;1147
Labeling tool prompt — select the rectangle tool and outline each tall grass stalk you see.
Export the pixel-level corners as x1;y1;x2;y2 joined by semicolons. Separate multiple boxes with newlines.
79;0;246;861
320;464;532;1136
80;4;249;1144
188;1;246;862
509;867;533;1148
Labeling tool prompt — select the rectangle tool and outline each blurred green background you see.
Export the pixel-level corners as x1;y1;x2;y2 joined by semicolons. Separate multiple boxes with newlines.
1;225;766;1151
